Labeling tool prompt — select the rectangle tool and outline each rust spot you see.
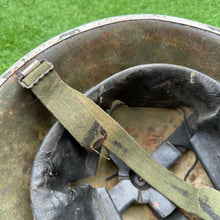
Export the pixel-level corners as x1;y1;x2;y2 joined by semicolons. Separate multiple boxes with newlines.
103;31;108;40
145;32;161;42
126;128;136;133
92;130;107;150
142;133;161;146
169;28;179;47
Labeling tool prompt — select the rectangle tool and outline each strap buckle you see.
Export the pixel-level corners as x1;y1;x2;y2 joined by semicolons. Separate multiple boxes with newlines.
18;60;54;89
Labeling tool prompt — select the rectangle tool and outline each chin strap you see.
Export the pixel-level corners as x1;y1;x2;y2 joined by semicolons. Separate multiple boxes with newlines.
19;60;220;220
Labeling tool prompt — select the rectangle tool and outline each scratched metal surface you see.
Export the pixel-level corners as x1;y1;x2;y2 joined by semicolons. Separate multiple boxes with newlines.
0;15;220;219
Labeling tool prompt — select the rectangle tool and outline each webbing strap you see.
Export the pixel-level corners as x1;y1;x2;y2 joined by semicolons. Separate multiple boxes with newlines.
19;60;220;220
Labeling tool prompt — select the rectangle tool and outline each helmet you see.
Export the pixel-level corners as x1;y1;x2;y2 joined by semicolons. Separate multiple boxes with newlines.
1;15;220;219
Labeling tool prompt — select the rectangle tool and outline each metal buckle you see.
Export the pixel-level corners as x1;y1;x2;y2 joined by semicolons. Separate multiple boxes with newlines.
18;60;54;89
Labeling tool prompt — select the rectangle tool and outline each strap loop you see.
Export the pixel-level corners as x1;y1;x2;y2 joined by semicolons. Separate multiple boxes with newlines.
19;60;54;89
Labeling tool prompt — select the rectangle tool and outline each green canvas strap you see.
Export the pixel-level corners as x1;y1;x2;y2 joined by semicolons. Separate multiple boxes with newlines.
19;60;220;220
